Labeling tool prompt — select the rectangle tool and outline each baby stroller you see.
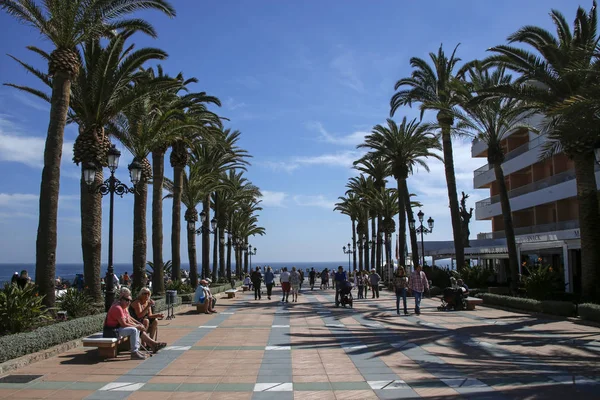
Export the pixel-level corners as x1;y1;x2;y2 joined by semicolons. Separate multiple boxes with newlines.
438;287;466;311
336;281;353;308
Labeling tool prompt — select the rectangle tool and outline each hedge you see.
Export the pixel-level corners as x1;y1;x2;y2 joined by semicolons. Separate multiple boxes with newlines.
0;313;106;364
578;303;600;323
480;293;577;317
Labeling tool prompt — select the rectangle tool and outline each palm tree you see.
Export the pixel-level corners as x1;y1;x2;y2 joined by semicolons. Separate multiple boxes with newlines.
7;31;171;302
453;65;533;291
334;193;361;271
391;44;468;271
359;118;441;269
354;156;389;275
1;0;175;307
485;2;600;300
346;175;376;271
169;93;221;282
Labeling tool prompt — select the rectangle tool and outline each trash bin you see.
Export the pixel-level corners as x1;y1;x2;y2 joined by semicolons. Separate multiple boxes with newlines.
166;290;177;305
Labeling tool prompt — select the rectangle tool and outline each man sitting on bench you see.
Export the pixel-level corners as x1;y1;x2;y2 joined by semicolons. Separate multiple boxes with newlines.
104;288;166;359
193;280;216;314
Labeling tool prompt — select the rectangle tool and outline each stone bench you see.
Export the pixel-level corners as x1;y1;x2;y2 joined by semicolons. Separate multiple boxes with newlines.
192;301;209;313
224;289;238;299
82;333;130;358
465;297;483;310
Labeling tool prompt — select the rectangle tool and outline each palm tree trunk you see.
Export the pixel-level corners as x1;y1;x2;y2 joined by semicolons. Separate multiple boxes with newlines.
235;248;240;277
439;121;465;271
402;181;420;268
352;219;357;271
397;179;406;267
170;164;183;281
244;247;249;274
364;212;370;271
370;218;376;269
132;182;147;290
152;150;165;295
187;209;198;289
202;197;210;279
376;216;383;275
36;71;72;308
573;154;600;301
226;235;232;281
493;162;519;292
212;195;219;280
219;231;225;279
80;167;103;303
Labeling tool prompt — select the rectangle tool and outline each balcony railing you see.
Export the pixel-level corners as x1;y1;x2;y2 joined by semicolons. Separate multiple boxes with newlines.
477;219;580;240
473;134;548;177
475;168;578;209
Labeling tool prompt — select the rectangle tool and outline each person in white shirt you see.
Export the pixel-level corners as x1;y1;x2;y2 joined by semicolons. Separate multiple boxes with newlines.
279;267;291;303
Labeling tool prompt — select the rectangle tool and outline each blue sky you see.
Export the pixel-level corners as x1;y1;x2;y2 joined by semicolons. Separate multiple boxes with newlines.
0;0;578;264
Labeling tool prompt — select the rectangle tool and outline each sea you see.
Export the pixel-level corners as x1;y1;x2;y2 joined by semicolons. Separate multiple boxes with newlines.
0;261;350;285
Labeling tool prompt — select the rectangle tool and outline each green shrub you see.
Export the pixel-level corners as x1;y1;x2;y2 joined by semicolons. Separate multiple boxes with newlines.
57;288;100;319
422;266;451;288
522;265;564;300
0;313;106;363
453;265;493;288
578;303;600;323
165;280;193;294
429;286;442;296
540;300;576;317
0;283;51;334
481;293;542;312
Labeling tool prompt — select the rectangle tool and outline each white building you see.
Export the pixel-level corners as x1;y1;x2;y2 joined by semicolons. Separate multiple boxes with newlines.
471;119;600;293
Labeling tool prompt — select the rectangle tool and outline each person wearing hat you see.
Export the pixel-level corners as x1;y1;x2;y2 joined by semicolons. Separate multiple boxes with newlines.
11;272;19;286
368;269;381;299
194;280;216;313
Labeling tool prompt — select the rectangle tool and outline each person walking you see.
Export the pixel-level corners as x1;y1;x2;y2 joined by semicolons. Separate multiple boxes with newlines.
355;272;364;299
394;267;409;315
409;265;429;315
280;267;291;303
251;266;263;300
264;267;275;300
368;269;381;299
334;266;347;306
299;269;305;291
309;268;316;290
289;267;301;302
321;269;329;289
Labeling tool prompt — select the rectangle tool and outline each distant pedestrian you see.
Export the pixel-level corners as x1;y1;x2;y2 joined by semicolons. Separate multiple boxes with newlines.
264;267;275;300
394;267;409;315
334;266;347;306
362;271;369;298
409;265;429;315
321;269;329;289
11;272;18;286
298;269;305;291
251;267;262;300
309;268;316;290
289;267;300;302
280;267;291;303
368;269;381;299
16;270;29;289
355;272;364;299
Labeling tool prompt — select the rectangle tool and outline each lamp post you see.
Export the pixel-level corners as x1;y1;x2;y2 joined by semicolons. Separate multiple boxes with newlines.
245;244;257;271
83;144;142;312
409;210;434;268
342;243;354;275
195;210;217;278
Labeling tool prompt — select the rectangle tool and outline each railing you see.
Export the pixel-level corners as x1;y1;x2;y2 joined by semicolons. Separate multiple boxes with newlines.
477;220;580;240
473;134;549;177
475;168;578;209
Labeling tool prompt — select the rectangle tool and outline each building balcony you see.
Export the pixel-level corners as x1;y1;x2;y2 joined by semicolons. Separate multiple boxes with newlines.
475;167;600;220
473;134;548;188
477;219;580;240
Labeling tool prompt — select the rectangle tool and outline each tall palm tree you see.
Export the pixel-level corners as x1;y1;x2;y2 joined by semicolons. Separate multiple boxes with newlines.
359;118;441;269
169;90;221;281
391;44;467;271
346;175;376;271
1;0;175;307
354;156;389;274
7;31;171;302
453;65;533;291
334;193;361;271
485;2;600;300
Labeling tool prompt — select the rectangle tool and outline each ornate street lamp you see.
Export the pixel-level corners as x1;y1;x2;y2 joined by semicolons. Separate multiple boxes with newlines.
342;242;354;275
83;144;142;311
195;210;217;278
245;244;257;271
409;210;434;268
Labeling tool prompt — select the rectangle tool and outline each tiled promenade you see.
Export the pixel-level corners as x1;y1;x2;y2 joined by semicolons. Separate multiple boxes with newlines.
0;287;599;399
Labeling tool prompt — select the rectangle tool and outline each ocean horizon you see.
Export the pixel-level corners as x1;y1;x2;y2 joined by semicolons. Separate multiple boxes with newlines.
0;261;352;284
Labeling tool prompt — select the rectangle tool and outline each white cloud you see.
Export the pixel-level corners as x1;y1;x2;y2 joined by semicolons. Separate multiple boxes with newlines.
293;195;335;209
260;161;299;173
330;51;364;93
0;193;38;207
225;97;247;111
307;121;369;147
293;150;365;169
260;190;287;207
14;92;49;112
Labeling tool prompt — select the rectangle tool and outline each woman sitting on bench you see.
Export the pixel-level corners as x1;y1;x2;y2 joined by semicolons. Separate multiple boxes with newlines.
130;287;164;341
193;280;216;314
104;288;166;359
